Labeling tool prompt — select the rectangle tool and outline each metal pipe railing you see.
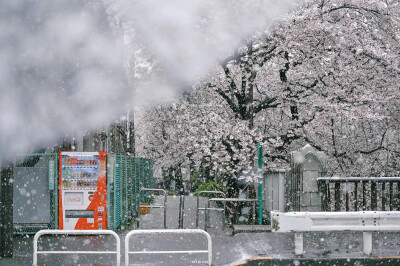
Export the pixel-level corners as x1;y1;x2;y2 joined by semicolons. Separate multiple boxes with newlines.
125;229;212;266
208;198;257;226
137;188;167;229
195;191;226;229
33;230;120;266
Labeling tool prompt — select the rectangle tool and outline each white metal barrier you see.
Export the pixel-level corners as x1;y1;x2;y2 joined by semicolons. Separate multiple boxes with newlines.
33;230;120;266
137;188;167;229
196;191;226;230
271;211;400;256
125;229;212;266
209;198;257;226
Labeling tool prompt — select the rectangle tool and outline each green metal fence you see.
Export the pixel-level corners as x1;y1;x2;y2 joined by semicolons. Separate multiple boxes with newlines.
106;155;154;231
13;153;154;234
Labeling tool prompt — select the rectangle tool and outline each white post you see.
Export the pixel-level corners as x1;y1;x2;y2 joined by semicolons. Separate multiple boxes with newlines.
363;232;372;255
295;232;303;255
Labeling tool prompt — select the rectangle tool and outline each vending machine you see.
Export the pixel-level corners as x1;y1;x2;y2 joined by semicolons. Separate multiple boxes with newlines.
59;152;107;230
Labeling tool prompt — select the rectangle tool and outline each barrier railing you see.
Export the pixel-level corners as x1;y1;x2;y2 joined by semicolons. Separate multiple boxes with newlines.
196;191;226;229
137;188;167;229
318;177;400;212
33;230;120;266
271;211;400;255
125;229;212;266
208;198;257;226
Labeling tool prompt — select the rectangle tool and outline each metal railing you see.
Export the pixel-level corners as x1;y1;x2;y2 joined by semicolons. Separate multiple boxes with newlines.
125;229;212;266
196;191;226;229
318;177;400;212
33;230;120;266
137;188;167;229
271;211;400;255
208;198;257;226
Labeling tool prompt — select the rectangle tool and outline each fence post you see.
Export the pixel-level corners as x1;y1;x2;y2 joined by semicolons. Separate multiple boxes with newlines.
363;181;367;210
164;194;167;229
371;182;377;211
398;182;400;211
334;182;341;211
345;182;350;211
389;183;393;211
382;182;386;211
178;195;185;229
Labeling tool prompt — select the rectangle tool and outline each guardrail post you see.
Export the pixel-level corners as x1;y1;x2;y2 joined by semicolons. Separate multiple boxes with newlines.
295;233;303;255
363;232;372;255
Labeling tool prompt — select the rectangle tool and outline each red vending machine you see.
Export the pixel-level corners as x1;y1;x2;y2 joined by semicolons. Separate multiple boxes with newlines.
59;152;107;230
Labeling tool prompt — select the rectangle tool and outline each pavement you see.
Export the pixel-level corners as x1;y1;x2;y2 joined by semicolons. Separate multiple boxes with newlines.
2;196;400;265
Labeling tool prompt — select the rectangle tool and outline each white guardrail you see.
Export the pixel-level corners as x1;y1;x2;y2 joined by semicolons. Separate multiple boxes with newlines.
138;188;167;229
33;230;120;266
125;229;212;266
271;211;400;256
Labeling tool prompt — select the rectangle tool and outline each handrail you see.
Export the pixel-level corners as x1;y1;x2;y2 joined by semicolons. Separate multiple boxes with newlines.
208;198;257;226
137;188;167;229
33;229;120;266
125;229;212;266
196;191;226;229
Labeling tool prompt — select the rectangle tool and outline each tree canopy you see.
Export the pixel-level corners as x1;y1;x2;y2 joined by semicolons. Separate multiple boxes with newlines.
135;0;400;187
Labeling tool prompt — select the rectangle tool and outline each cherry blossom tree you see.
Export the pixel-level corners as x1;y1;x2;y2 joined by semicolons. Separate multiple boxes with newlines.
135;0;400;192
